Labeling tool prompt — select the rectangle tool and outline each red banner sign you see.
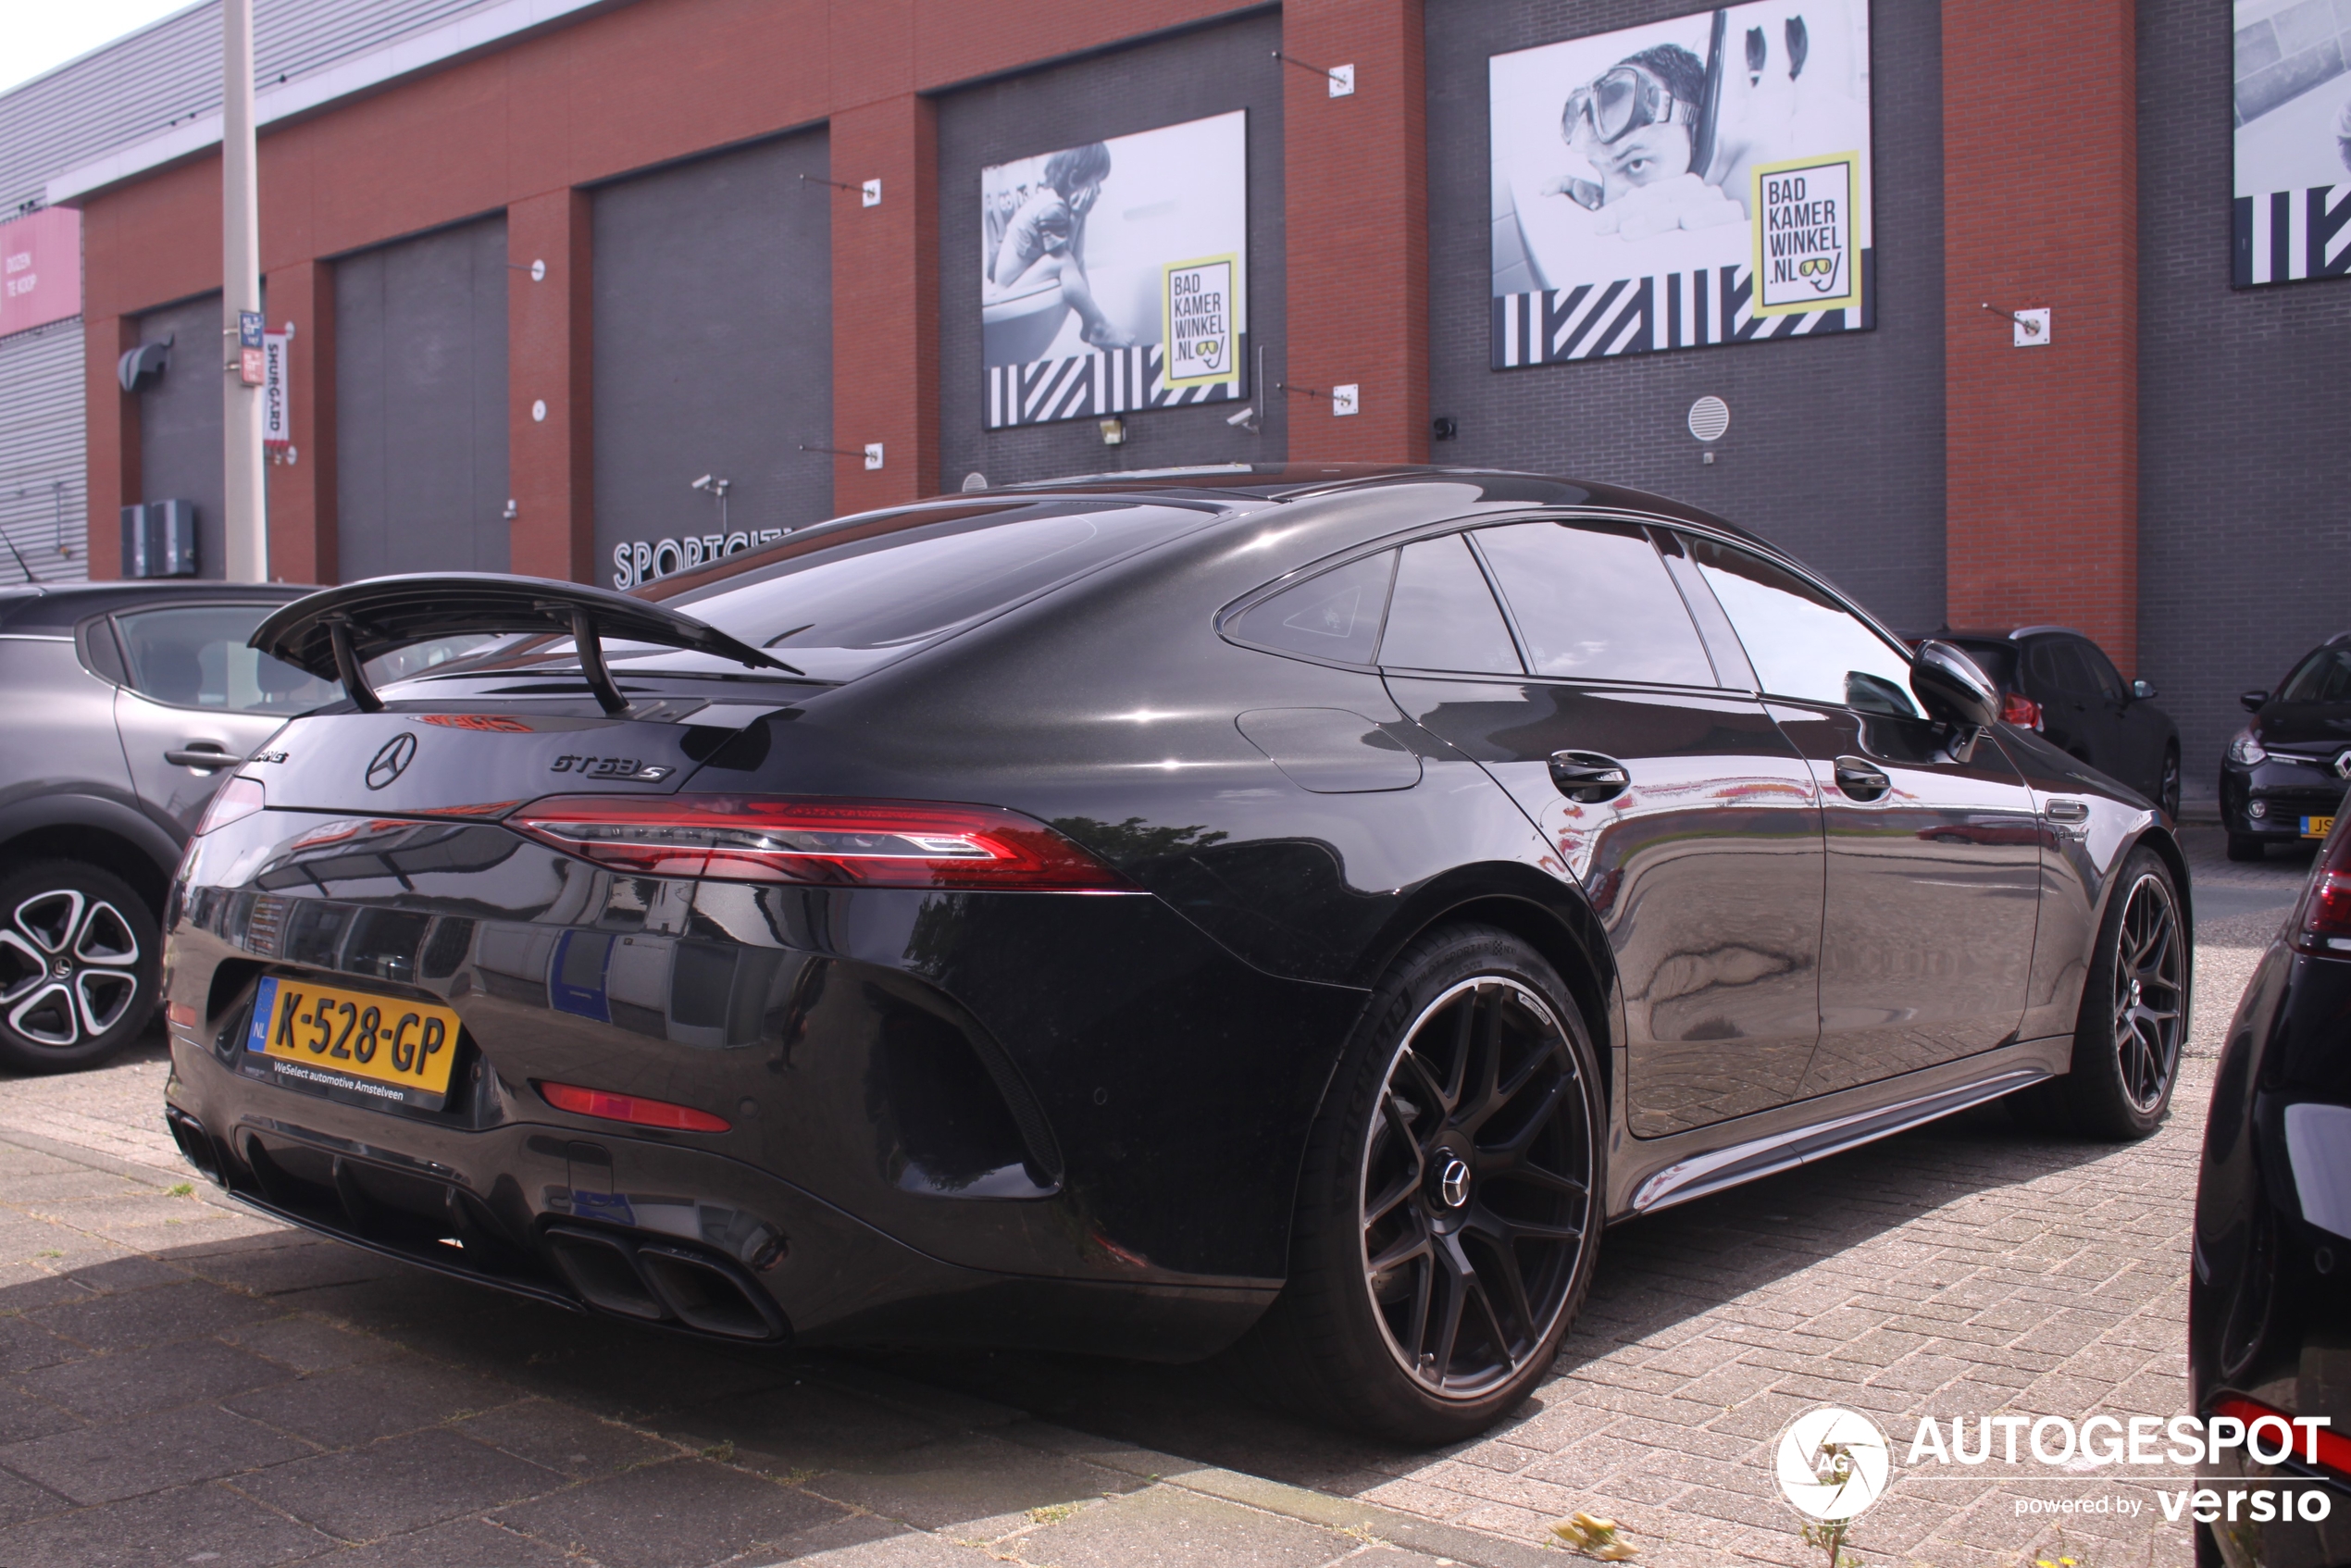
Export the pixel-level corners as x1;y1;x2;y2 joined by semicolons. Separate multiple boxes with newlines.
0;208;81;340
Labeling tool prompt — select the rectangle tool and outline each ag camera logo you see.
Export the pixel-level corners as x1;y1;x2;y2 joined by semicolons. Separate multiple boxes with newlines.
1776;1406;1893;1522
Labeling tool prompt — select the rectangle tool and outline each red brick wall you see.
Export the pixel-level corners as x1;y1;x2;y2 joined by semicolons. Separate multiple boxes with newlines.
259;259;333;585
506;189;594;580
1284;0;1427;464
1943;0;2139;667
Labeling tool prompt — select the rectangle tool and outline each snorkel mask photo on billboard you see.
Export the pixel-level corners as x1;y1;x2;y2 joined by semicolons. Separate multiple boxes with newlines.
1488;0;1872;362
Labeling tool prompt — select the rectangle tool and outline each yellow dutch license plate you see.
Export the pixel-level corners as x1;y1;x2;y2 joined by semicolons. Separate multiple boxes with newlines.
2305;815;2335;840
243;974;460;1108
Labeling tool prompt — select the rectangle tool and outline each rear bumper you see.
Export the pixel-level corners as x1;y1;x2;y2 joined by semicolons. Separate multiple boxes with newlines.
162;808;1364;1357
164;1044;1274;1358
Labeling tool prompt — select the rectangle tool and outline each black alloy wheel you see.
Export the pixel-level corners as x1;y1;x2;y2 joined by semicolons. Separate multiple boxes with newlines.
2158;746;2181;820
1236;926;1601;1442
2013;849;2185;1140
0;862;159;1074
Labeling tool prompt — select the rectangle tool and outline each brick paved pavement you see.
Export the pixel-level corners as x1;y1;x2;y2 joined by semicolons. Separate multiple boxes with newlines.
0;826;2304;1568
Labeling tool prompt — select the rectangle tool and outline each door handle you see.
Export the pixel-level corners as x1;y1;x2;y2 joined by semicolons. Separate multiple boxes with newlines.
2045;798;2090;832
167;742;234;771
1832;756;1891;801
1548;751;1630;803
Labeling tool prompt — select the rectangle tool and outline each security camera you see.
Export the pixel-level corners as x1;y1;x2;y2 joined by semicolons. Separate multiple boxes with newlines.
690;475;714;492
1225;404;1258;429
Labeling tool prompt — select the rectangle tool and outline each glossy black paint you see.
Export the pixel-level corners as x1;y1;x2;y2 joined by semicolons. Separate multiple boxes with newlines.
2190;818;2351;1564
2222;633;2351;852
165;467;2182;1361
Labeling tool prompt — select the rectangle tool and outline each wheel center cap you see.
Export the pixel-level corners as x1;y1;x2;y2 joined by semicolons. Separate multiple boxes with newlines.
50;958;70;980
1436;1157;1471;1210
2129;977;2143;1008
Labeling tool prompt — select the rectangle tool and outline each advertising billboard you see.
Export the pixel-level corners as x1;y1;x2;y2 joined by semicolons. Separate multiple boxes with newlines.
2233;0;2351;286
982;109;1247;429
0;207;81;341
1488;0;1872;368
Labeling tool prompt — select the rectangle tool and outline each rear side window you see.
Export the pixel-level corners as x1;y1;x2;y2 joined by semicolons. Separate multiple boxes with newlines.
2280;646;2351;703
114;604;341;714
1227;552;1396;665
1377;535;1521;674
1689;540;1920;717
1474;521;1714;685
2026;640;2096;697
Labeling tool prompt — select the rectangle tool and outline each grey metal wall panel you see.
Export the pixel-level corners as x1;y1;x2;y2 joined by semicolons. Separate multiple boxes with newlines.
0;0;508;213
135;293;227;580
2139;0;2351;795
936;11;1288;492
0;320;89;585
334;216;509;579
1424;0;1947;636
591;127;833;585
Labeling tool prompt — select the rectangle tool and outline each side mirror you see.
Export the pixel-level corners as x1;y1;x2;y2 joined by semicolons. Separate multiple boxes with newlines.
2241;689;2269;713
2131;678;2158;701
1911;641;2000;730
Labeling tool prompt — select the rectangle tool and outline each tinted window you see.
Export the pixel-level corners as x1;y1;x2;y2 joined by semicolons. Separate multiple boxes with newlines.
2280;646;2351;703
1690;541;1920;717
1228;551;1396;666
1475;521;1713;685
2026;640;2095;696
653;501;1207;681
1377;535;1521;673
2076;639;2125;701
115;604;342;714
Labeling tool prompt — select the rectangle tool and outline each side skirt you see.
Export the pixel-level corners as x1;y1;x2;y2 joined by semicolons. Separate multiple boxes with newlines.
1608;1036;2074;1220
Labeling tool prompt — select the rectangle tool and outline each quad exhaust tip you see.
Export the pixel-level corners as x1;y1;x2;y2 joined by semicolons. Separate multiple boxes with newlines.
543;1226;788;1342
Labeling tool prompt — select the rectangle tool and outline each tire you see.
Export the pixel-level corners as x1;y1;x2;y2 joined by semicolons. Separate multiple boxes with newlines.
2158;746;2181;820
0;861;160;1075
2044;849;2187;1140
1235;925;1604;1444
2224;833;2266;863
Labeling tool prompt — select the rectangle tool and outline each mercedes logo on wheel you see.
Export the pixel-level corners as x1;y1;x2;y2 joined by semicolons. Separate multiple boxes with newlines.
1437;1157;1471;1209
365;733;417;790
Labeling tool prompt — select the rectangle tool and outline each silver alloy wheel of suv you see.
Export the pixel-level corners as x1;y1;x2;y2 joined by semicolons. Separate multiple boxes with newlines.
0;864;160;1073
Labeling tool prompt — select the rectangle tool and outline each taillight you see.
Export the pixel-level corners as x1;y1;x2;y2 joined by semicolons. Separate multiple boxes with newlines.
195;776;266;835
2208;1396;2351;1477
2294;825;2351;955
507;795;1132;890
2001;691;2043;730
536;1080;730;1133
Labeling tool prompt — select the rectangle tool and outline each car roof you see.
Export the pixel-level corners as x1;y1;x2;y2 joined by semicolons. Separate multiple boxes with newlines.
0;580;317;636
962;464;1783;549
1937;625;2088;643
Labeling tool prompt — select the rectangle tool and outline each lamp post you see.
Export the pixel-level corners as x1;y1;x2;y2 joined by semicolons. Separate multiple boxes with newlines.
220;0;267;582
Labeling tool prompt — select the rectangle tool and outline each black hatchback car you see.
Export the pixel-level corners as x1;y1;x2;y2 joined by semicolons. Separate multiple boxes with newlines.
162;467;2188;1441
2222;633;2351;861
2190;812;2351;1564
1934;627;2181;818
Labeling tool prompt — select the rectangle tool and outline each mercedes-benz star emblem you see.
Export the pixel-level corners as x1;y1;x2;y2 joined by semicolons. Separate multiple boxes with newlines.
2335;749;2351;781
1437;1157;1471;1209
365;733;417;790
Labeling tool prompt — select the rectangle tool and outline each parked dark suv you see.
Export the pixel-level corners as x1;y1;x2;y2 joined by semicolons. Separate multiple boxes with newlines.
1934;627;2181;817
2222;632;2351;862
0;582;345;1072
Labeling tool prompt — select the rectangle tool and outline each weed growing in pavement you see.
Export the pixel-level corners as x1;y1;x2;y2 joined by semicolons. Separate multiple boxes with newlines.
168;1182;193;1196
1550;1510;1636;1559
701;1440;735;1462
1027;1503;1078;1524
1802;1517;1862;1568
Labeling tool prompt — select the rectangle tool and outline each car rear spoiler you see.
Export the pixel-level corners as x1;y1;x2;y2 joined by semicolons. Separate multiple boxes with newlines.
250;573;795;716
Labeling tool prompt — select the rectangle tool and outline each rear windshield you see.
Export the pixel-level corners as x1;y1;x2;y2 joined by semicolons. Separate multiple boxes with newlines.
441;500;1215;687
651;501;1207;680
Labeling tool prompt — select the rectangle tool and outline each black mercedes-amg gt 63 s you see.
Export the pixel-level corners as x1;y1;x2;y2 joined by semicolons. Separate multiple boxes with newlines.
161;467;2189;1442
2191;812;2351;1565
